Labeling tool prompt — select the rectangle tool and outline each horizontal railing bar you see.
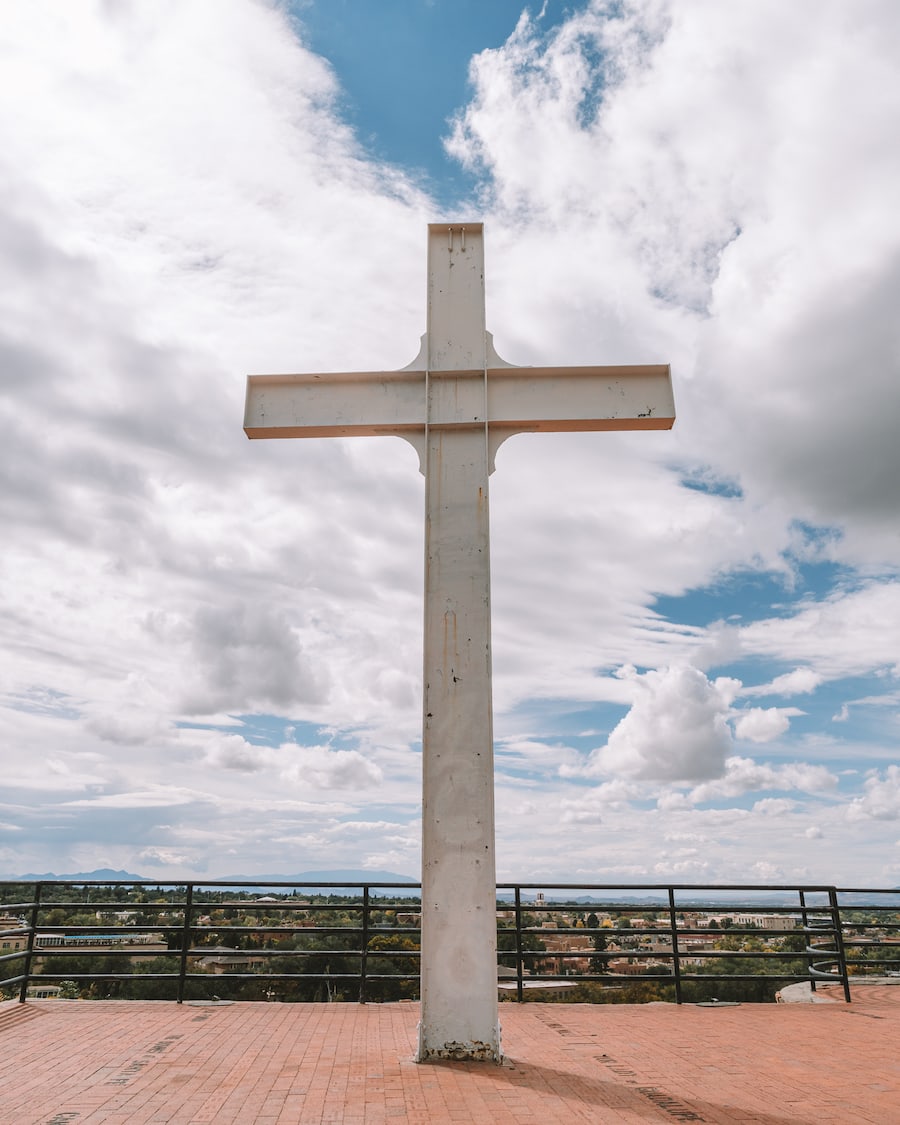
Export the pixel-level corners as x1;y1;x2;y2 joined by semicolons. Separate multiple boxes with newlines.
5;880;422;888
516;904;824;914
501;967;819;976
514;951;819;961
178;950;421;959
499;882;842;891
835;887;900;894
26;926;393;936
519;927;816;938
28;928;180;936
13;879;855;890
840;921;900;928
26;949;172;958
37;972;827;985
842;939;900;946
26;929;406;941
27;955;325;965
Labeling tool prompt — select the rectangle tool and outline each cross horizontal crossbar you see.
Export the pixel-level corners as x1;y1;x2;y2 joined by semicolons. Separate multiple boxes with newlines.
243;363;674;439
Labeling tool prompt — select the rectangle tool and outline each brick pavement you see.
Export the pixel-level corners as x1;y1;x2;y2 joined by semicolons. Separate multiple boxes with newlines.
1;984;897;1123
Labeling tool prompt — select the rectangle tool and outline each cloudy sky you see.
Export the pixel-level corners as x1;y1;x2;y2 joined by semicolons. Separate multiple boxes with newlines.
2;0;899;887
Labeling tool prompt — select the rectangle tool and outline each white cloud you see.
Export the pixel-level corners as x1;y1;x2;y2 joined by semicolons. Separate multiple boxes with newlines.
752;798;797;817
737;583;900;680
280;745;383;791
559;778;642;823
652;858;711;877
688;757;838;803
139;847;195;868
732;707;796;744
743;668;823;698
498;738;581;775
749;860;784;883
655;792;694;813
61;787;200;810
202;733;268;773
572;664;740;782
178;603;328;717
847;767;900;822
453;0;900;550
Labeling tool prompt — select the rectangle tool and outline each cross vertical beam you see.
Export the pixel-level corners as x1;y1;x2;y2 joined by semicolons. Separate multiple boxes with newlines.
418;225;499;1060
243;222;675;1065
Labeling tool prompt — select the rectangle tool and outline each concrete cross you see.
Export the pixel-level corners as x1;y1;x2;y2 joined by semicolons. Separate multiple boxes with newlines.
244;223;675;1062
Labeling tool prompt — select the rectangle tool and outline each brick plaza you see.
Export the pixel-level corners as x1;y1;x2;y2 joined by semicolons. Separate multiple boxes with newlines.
1;983;898;1123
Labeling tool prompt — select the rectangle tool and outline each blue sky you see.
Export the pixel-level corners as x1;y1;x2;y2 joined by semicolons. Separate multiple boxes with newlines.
294;0;568;199
1;0;899;886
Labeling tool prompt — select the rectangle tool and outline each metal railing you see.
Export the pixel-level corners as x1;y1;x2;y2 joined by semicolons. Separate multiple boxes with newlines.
501;883;865;1004
2;880;898;1005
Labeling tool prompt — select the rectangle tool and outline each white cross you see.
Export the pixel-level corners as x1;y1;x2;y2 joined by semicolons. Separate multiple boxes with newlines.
244;223;674;1061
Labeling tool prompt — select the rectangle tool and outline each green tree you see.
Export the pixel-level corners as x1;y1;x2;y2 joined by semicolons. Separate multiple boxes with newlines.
589;928;609;974
571;980;674;1004
363;934;419;1001
496;927;545;969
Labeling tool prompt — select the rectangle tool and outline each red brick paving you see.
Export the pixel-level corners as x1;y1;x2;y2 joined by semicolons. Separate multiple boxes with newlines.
1;985;898;1123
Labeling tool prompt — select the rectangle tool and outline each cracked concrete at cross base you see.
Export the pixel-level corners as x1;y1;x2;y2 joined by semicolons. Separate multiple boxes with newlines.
417;1039;503;1063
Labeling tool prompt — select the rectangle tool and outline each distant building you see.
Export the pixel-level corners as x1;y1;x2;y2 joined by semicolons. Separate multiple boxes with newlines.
608;958;671;976
0;914;26;954
27;984;61;999
496;966;579;1000
194;947;267;974
33;932;164;949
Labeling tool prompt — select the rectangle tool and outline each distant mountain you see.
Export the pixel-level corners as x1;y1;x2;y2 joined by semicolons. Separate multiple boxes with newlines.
3;868;418;890
10;868;147;882
214;869;416;883
5;870;891;904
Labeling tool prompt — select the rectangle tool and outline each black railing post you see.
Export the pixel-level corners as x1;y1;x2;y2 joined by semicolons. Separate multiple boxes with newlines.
801;886;850;1001
829;887;852;1003
514;887;524;1003
18;881;42;1004
667;888;683;1005
359;886;369;1004
176;884;194;1004
799;889;816;993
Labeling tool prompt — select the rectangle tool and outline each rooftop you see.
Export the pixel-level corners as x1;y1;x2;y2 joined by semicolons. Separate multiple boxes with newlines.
2;983;898;1123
